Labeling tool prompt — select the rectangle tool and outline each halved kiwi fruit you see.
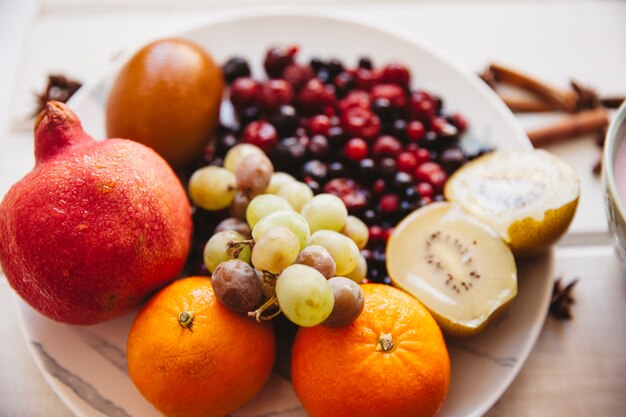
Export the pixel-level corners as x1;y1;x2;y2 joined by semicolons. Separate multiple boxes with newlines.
444;149;580;256
386;202;517;337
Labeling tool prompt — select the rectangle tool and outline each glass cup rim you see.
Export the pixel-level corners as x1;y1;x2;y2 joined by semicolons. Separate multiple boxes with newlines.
603;100;626;222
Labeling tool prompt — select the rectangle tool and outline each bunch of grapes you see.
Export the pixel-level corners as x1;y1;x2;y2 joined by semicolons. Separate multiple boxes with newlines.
188;143;368;327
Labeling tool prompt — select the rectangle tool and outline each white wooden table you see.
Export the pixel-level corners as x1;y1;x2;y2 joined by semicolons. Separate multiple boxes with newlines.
0;1;625;416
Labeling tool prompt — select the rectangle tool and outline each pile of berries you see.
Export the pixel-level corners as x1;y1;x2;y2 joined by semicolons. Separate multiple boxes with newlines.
187;44;487;284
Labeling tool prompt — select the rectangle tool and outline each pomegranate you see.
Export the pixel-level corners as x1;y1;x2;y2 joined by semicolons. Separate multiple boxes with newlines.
0;102;192;324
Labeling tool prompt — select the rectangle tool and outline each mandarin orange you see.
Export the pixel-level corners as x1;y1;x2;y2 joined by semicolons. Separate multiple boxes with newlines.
291;283;450;417
127;276;275;417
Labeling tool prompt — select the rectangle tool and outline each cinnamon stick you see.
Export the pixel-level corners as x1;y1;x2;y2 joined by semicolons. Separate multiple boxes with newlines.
490;63;578;112
527;108;609;147
499;95;553;113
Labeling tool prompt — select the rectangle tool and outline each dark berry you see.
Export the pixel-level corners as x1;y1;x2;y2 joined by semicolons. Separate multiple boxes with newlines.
230;77;260;110
307;135;330;159
310;57;326;72
275;137;306;168
264;45;298;78
371;98;394;121
327;161;346;178
239;106;260;124
316;68;331;83
373;179;386;195
327;59;344;77
392;119;408;140
334;72;355;96
440;147;467;173
344;138;369;161
271;105;298;135
393;172;414;190
358;158;376;180
304;177;321;194
222;56;251;84
327;126;345;145
302;160;328;182
378;157;398;179
358;57;373;69
362;209;378;224
216;133;238;154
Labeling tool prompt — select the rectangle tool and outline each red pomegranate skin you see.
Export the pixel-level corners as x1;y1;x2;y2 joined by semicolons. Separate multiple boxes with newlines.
0;101;192;324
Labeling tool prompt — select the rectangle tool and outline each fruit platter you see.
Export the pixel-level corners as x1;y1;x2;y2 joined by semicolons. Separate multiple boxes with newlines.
1;9;580;417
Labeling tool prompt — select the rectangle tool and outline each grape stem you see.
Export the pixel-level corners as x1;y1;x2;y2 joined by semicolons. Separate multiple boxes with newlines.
228;239;255;259
248;294;281;322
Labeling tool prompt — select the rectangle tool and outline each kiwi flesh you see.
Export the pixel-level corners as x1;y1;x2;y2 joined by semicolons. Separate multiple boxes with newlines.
386;202;517;337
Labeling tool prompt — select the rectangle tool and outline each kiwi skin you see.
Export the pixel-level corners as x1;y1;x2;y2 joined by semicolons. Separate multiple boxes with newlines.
506;198;579;258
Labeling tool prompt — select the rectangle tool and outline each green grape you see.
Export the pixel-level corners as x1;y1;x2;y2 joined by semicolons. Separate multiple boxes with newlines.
203;230;251;273
223;143;264;173
188;166;236;211
344;253;367;284
252;210;311;250
246;194;293;229
277;181;313;211
251;227;300;274
307;230;360;276
301;193;348;233
266;172;296;194
341;215;369;249
276;264;334;327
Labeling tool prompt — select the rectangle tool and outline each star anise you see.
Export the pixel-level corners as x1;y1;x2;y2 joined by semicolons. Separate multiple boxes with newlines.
34;74;82;116
549;277;579;320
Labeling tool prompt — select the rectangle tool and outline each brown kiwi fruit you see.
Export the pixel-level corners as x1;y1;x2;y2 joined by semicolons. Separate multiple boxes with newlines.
106;38;223;168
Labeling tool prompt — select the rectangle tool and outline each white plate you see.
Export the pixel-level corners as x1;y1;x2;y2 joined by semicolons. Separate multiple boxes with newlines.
9;7;553;417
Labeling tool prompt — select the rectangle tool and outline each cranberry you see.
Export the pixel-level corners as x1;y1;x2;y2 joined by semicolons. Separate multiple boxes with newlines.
308;115;332;136
373;179;386;194
371;84;407;108
383;227;395;241
257;80;294;113
304;176;321;193
414;162;447;189
396;151;418;173
382;62;411;86
372;135;402;158
419;196;433;206
344;138;369;161
379;194;399;213
230;77;260;110
339;90;371;112
298;79;336;114
354;68;379;90
432;117;458;137
264;45;298;78
282;63;314;90
341;107;381;140
324;178;368;212
369;225;385;242
242;120;278;153
410;91;436;123
451;113;468;133
222;56;251;84
416;182;434;199
406;120;426;142
415;148;431;164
